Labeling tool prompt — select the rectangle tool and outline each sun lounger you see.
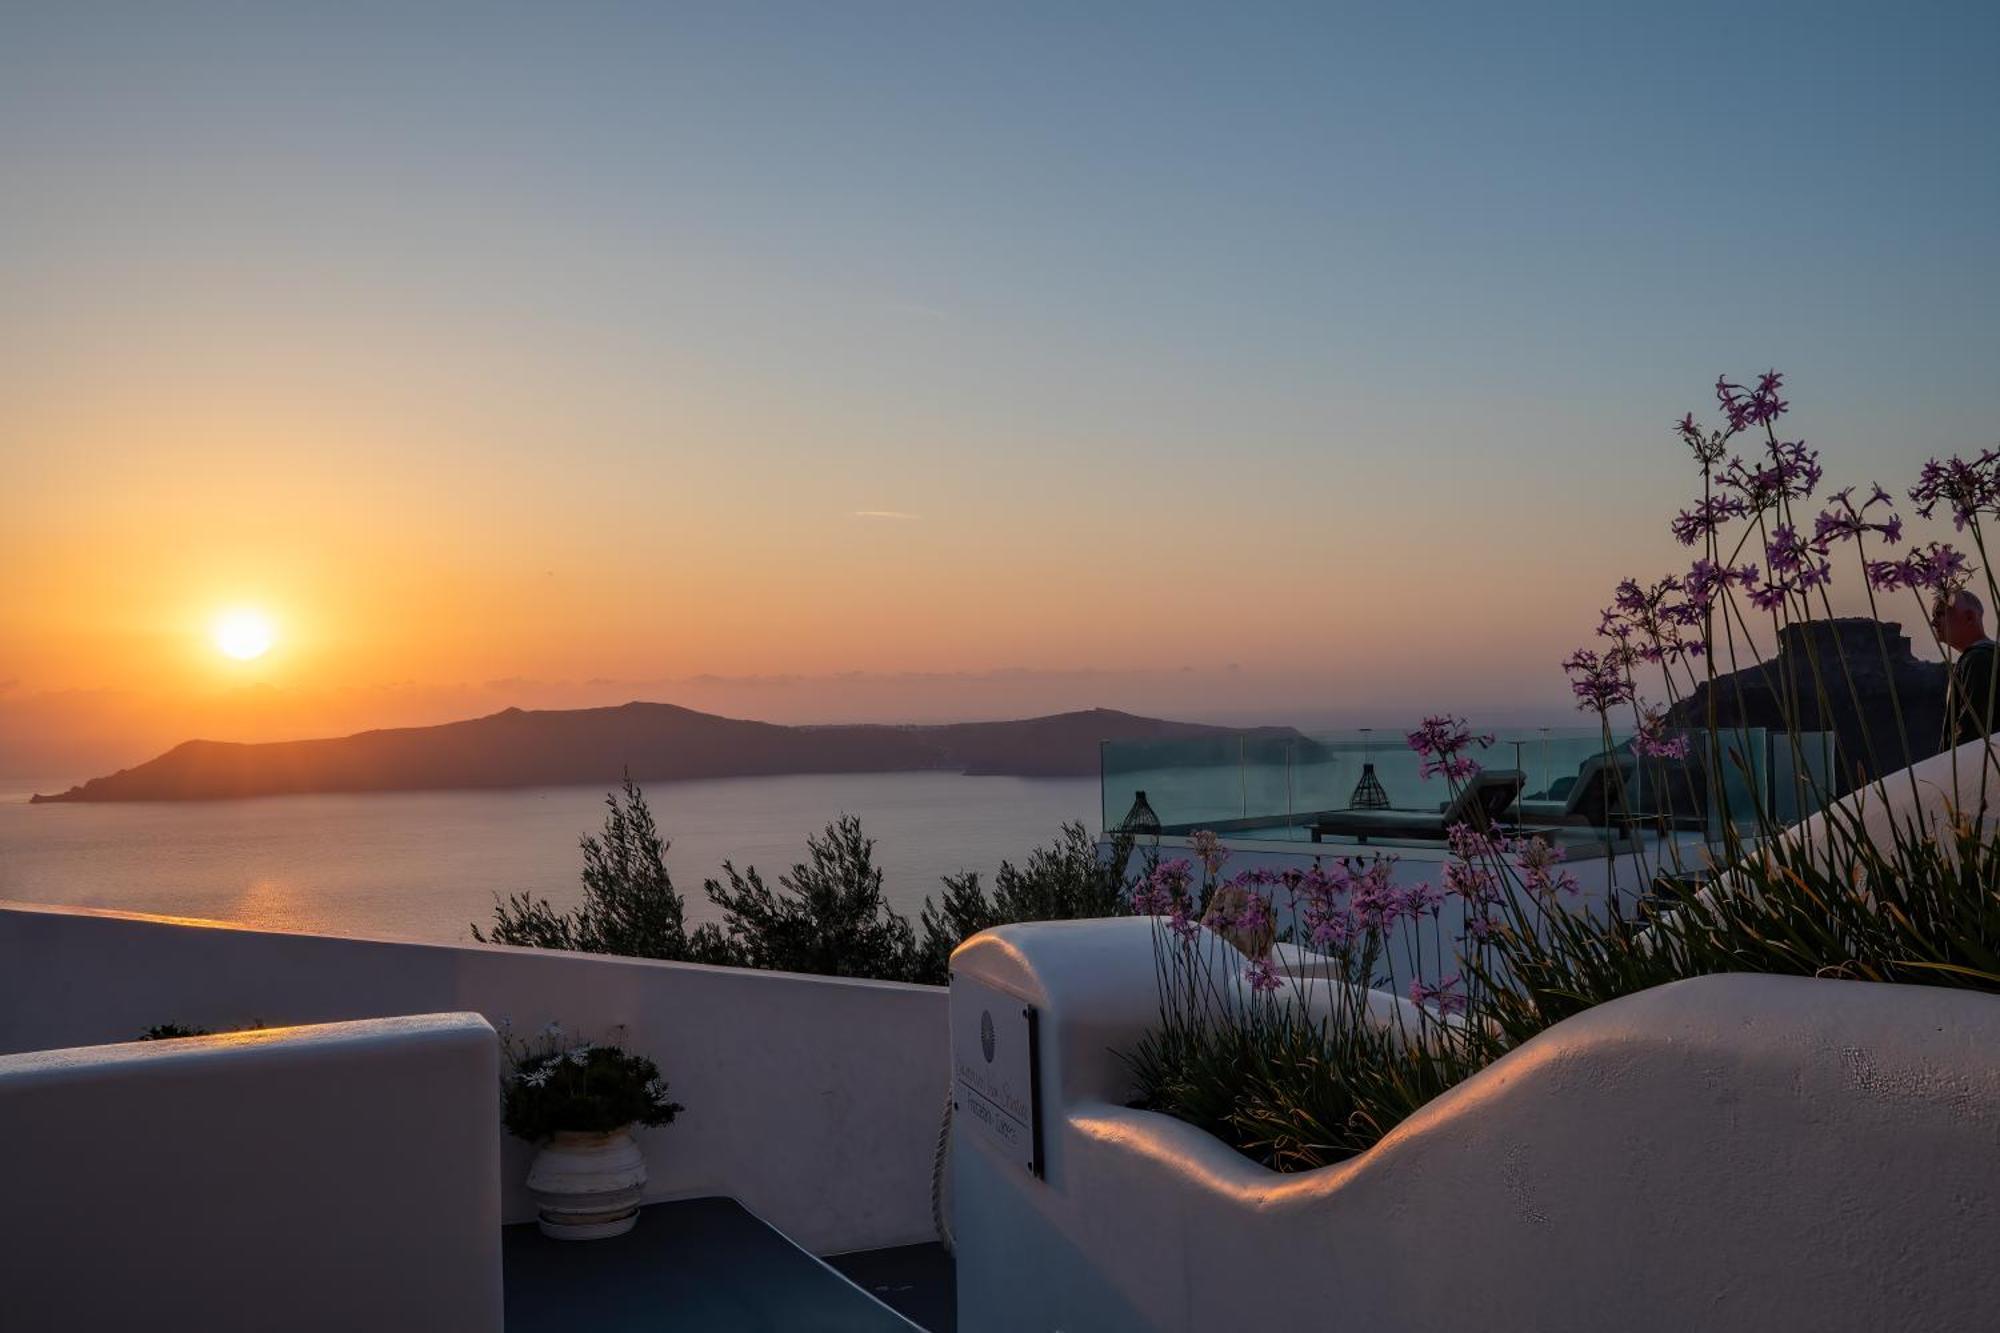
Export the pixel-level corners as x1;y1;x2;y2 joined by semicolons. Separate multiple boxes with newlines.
1308;769;1526;843
1521;751;1707;831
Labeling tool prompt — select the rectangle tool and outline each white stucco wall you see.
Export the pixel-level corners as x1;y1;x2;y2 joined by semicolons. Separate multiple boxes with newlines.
0;1013;503;1333
951;918;2000;1332
0;902;947;1254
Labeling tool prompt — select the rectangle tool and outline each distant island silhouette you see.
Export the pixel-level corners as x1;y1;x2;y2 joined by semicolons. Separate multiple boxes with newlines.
30;703;1298;803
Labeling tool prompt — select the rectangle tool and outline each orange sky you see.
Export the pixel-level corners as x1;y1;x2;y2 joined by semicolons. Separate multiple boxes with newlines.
0;335;1956;781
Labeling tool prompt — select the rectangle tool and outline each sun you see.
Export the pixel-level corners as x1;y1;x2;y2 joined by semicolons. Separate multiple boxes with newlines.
213;608;277;661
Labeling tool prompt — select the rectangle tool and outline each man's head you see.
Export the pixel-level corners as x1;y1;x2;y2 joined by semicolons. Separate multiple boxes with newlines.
1932;589;1989;652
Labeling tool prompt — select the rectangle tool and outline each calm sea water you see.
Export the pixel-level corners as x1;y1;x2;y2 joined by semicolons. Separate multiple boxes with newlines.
0;774;1099;945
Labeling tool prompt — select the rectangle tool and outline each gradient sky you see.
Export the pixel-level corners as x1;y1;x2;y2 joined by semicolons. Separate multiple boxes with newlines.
4;3;1997;775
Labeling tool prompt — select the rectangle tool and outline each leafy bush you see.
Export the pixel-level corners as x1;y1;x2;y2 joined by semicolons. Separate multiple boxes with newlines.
500;1022;683;1142
139;1023;212;1040
697;816;922;981
913;822;1140;984
479;778;1145;986
474;776;731;961
1129;372;2000;1171
138;1021;267;1040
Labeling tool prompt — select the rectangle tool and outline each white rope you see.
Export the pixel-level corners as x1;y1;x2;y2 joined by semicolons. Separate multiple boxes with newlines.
929;1086;955;1254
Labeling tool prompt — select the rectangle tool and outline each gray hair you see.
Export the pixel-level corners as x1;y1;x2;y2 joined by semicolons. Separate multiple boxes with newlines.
1953;589;1985;618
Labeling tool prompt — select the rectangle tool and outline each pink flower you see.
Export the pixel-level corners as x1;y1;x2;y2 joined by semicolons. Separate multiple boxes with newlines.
1719;438;1821;510
1408;973;1468;1016
1245;957;1282;994
1812;486;1904;552
1130;859;1194;914
1869;543;1973;595
1563;648;1633;714
1348;860;1403;931
1671;495;1747;546
1406;715;1493;782
1910;450;2000;531
1507;835;1578;899
1446;821;1500;861
1306;910;1356;951
1188;830;1230;877
1443;858;1499;906
1403;880;1444;917
1634;703;1691;760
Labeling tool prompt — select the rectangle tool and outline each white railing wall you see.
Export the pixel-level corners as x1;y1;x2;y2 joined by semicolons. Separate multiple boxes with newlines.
0;902;947;1254
0;1013;503;1333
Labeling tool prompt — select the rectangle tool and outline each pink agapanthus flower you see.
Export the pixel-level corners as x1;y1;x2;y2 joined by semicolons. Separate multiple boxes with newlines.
1408;973;1468;1017
1812;485;1903;553
1910;450;2000;531
1867;542;1972;595
1442;857;1499;906
1562;648;1633;714
1402;880;1444;917
1245;956;1283;994
1683;558;1759;613
1514;836;1579;900
1634;703;1691;760
1671;495;1747;546
1719;438;1821;509
1406;715;1493;782
1188;829;1230;877
1348;859;1403;931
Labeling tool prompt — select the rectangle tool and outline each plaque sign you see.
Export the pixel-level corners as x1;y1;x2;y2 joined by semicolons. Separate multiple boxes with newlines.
951;975;1043;1178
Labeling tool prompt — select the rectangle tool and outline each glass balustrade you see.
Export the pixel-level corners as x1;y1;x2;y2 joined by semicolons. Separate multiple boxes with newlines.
1101;724;1835;846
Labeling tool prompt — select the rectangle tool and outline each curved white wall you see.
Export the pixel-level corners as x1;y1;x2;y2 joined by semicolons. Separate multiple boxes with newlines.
0;902;947;1254
951;918;2000;1332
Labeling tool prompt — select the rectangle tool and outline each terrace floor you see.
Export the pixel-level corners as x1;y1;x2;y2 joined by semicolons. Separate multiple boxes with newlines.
504;1196;953;1332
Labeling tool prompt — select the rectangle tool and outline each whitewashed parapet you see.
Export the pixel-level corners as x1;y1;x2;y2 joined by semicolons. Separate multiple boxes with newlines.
951;917;2000;1332
0;902;947;1254
0;1013;503;1332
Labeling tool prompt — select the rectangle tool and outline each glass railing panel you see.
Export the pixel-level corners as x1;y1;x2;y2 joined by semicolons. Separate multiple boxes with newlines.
1100;722;1840;854
1765;730;1839;827
1703;726;1768;838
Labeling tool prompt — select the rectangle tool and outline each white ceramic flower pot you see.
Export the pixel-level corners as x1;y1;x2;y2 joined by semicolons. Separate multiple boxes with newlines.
526;1127;646;1240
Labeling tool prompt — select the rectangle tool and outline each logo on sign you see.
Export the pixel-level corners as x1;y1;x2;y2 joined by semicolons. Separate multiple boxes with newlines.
980;1010;996;1063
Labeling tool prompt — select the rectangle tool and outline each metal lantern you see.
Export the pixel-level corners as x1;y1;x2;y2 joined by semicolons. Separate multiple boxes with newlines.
1118;790;1163;837
1349;763;1390;810
1350;728;1391;809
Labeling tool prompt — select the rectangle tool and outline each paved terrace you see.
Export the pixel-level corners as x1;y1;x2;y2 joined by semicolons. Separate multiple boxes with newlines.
506;1198;953;1331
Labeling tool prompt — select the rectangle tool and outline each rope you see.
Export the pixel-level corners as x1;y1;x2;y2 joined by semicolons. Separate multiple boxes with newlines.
929;1085;955;1254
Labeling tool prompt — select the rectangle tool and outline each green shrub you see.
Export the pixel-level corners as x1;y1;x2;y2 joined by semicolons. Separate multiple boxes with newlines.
697;816;921;981
500;1023;683;1142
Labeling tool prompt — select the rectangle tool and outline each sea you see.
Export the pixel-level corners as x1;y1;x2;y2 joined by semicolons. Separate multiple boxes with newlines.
0;773;1100;945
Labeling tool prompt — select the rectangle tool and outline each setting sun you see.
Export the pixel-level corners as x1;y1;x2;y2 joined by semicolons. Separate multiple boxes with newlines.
213;609;277;661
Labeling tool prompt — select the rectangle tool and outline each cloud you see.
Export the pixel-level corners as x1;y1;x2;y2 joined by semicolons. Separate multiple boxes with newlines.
851;510;920;520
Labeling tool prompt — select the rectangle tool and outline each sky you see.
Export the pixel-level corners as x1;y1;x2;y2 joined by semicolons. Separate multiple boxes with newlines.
3;2;1997;778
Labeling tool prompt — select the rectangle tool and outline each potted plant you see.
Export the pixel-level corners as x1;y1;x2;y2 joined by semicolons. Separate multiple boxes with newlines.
502;1023;684;1240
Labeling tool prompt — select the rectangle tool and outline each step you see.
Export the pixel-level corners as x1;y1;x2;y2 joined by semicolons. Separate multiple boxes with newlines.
504;1196;937;1331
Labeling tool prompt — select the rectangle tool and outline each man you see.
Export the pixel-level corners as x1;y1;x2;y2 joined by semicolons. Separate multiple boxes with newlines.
1934;589;1998;747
